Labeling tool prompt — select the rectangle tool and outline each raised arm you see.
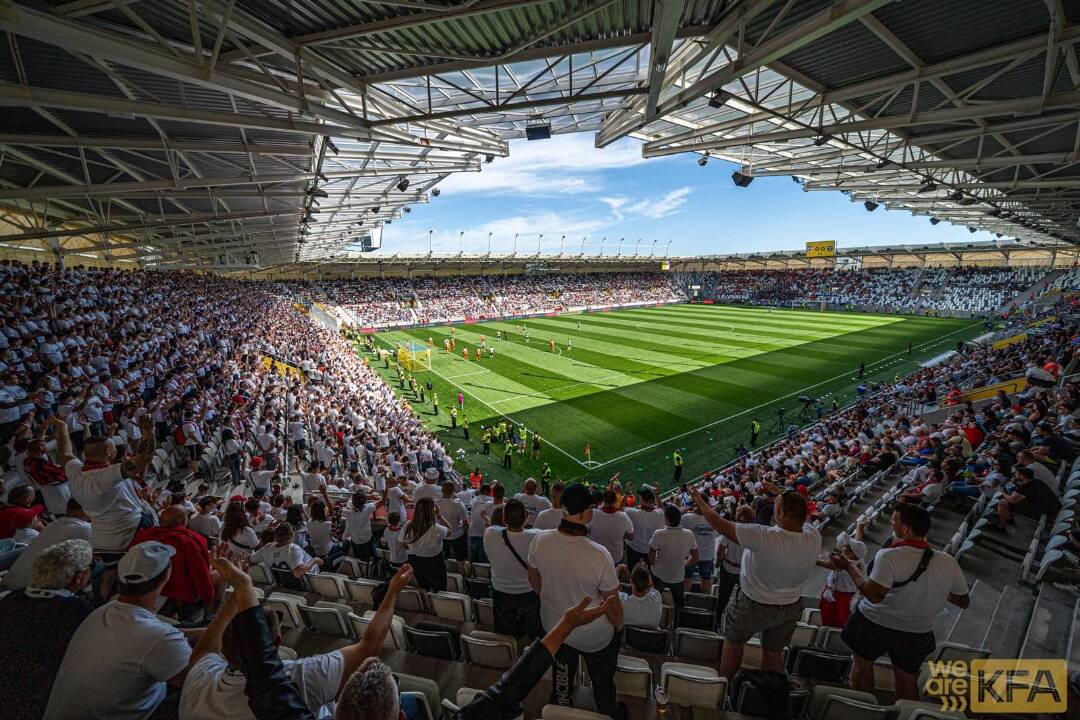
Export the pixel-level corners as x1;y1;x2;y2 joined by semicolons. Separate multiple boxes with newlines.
50;417;76;466
690;488;739;544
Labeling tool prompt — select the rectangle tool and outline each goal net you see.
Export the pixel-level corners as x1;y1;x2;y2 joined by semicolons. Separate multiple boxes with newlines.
397;341;432;372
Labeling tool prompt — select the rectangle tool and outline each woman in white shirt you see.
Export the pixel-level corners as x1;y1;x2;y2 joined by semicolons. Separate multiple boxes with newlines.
220;501;260;561
250;521;322;583
400;497;449;592
817;523;868;627
306;497;342;568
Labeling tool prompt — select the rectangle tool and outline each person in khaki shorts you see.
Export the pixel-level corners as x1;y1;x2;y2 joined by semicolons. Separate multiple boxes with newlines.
689;487;821;680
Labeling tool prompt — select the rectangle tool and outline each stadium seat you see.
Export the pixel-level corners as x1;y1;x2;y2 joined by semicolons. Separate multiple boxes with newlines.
801;608;822;626
429;591;473;622
405;625;460;661
396;587;429;613
660;662;727;708
673;628;722;661
264;592;306;628
460;631;517;669
401;692;434;720
816;626;853;654
337;557;369;579
445;572;465;594
344;578;381;606
348;610;407;649
675;607;715;631
248;564;273;586
614;655;653;698
471;563;491;579
298;604;352;638
624;626;668;654
789;622;819;649
270;566;308;592
474;598;495;627
466;576;492;600
396;674;442;720
683;592;716;612
807;687;881;720
891;699;965;720
306;572;347;600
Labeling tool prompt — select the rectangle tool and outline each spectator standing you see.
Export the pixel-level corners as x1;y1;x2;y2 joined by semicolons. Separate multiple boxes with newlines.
400;497;449;592
527;483;624;719
130;506;216;616
715;505;755;614
680;504;718;594
484;498;542;639
832;504;969;699
514;478;552;527
624;487;663;568
467;484;493;562
0;539;95;720
588;490;634;568
618;563;662;629
436;481;469;561
648;504;698;609
689;487;821;681
340;490;377;560
533;481;565;531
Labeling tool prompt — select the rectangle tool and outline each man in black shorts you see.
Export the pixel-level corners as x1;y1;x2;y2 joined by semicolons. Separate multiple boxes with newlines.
829;504;969;699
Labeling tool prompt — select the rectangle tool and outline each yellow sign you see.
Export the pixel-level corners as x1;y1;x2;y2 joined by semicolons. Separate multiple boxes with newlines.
660;260;671;271
924;659;1066;714
805;240;836;258
992;333;1027;350
261;355;306;382
949;377;1027;405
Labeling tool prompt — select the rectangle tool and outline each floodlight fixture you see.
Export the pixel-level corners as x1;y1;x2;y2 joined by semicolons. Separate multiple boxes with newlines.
484;154;495;164
697;152;709;167
431;188;441;197
917;180;938;193
863;200;879;212
396;178;410;192
929;217;940;225
968;226;977;233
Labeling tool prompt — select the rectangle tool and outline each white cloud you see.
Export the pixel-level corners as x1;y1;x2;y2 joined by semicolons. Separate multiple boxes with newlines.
381;210;608;254
600;186;693;221
438;133;650;197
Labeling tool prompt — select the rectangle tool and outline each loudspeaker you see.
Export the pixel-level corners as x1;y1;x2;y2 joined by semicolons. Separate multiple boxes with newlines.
731;171;753;187
525;124;551;141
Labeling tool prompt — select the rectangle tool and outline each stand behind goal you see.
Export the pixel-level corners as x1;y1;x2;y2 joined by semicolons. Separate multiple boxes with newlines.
397;342;432;371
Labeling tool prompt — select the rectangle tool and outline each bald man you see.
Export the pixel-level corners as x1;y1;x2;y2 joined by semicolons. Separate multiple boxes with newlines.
131;506;218;615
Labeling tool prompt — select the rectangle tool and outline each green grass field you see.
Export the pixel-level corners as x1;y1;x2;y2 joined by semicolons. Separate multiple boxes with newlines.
363;304;983;493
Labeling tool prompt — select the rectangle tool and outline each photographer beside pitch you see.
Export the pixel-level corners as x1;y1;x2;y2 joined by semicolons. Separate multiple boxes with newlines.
827;503;969;700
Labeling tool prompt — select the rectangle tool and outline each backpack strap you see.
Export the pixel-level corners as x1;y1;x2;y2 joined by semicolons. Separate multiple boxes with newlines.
502;529;529;570
891;547;934;589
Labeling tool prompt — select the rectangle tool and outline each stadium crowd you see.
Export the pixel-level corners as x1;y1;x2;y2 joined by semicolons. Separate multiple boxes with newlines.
0;256;1077;720
678;265;1049;315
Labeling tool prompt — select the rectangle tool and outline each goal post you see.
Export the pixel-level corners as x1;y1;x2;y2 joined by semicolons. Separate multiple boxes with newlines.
397;341;431;372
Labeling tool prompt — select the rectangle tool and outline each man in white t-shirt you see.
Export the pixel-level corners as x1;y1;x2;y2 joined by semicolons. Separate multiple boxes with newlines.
533;481;565;531
514;478;552;526
648;504;698;609
690;487;821;682
624;487;663;568
436;481;469;561
413;467;442;504
180;564;416;720
0;498;91;590
528;483;624;718
588;490;634;566
467;484;494;563
830;503;969;700
44;541;193;720
484;498;542;638
680;506;718;593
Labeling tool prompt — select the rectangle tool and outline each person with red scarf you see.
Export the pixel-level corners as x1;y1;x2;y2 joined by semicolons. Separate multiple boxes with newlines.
830;503;969;700
0;486;44;539
131;506;217;613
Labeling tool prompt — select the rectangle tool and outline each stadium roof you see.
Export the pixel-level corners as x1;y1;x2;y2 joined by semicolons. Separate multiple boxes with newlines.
0;0;1077;268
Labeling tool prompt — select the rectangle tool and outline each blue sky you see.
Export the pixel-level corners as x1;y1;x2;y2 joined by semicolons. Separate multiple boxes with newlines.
379;133;996;256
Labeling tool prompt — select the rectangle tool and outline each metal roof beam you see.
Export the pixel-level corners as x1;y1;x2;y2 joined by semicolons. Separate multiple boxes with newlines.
0;208;302;243
644;92;1080;156
0;134;313;156
644;0;686;119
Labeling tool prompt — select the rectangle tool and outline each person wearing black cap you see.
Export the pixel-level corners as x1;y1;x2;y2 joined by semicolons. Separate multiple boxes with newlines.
527;483;625;719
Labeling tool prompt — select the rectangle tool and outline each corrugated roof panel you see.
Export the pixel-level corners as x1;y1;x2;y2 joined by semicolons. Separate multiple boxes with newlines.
780;21;912;90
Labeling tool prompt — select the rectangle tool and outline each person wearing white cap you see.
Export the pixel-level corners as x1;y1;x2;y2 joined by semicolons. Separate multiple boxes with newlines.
413;466;442;503
44;541;194;720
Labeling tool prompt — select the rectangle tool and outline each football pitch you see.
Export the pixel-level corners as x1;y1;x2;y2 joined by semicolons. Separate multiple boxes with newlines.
365;304;983;493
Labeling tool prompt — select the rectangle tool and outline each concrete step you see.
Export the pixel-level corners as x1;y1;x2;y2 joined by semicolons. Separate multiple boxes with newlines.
947;579;999;648
1019;582;1079;660
982;584;1036;659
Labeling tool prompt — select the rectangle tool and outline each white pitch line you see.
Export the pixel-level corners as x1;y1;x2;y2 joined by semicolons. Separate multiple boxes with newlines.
373;334;588;468
592;321;982;469
444;368;490;379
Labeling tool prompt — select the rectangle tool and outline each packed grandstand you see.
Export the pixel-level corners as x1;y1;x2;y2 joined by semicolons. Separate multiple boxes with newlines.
0;255;1078;720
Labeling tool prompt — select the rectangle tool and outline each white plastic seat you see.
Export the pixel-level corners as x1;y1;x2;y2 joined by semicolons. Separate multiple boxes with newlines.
807;686;881;720
474;598;495;627
277;645;298;661
306;572;347;600
446;572;465;594
337;556;368;579
673;628;722;661
801;607;822;626
298;604;352;638
460;631;517;669
347;610;406;649
248;564;273;585
430;591;473;622
660;661;726;708
397;586;429;613
614;654;652;699
790;621;818;648
264;592;307;628
344;578;381;606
